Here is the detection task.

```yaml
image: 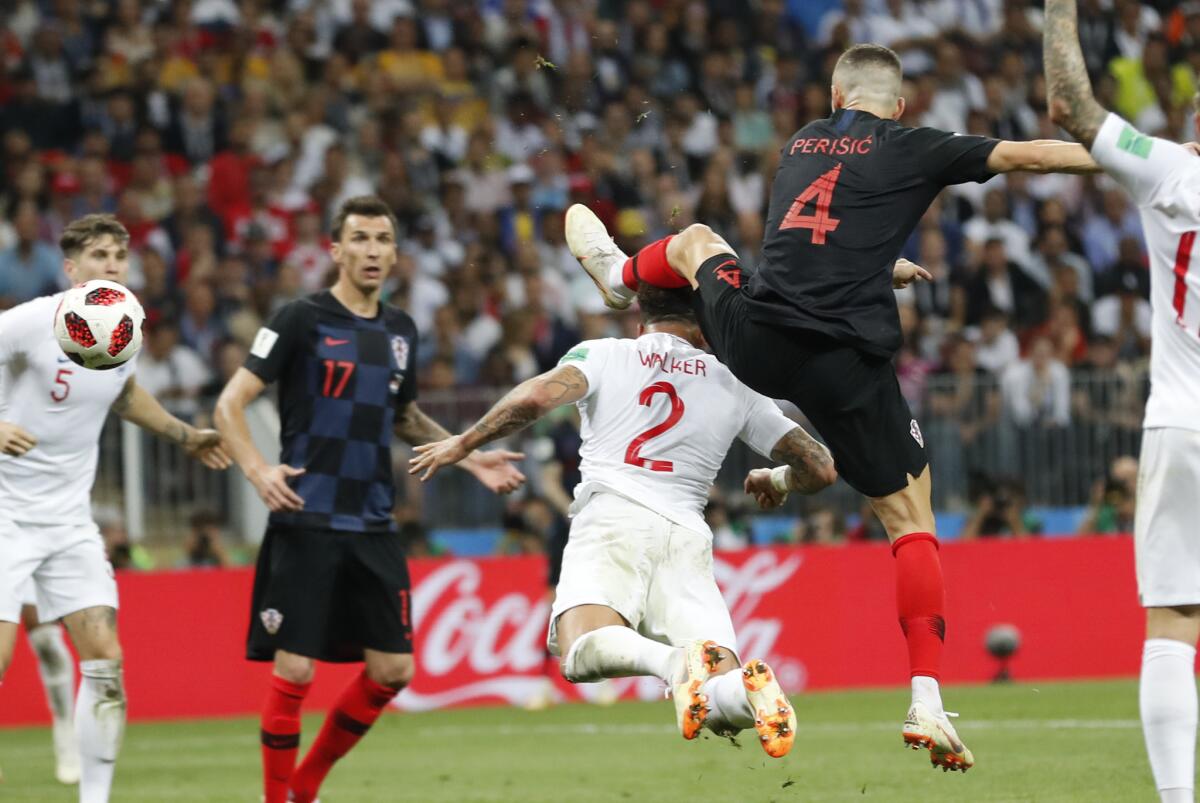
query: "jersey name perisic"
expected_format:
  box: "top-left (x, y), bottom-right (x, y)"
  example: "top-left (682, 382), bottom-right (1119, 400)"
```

top-left (562, 332), bottom-right (797, 534)
top-left (749, 108), bottom-right (1000, 357)
top-left (0, 294), bottom-right (135, 524)
top-left (1091, 113), bottom-right (1200, 432)
top-left (244, 290), bottom-right (418, 533)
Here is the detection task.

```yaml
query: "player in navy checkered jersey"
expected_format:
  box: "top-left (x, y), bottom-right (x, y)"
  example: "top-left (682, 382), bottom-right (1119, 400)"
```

top-left (215, 196), bottom-right (525, 803)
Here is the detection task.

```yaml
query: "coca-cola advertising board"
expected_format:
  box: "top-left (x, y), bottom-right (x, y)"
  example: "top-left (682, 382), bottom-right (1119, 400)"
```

top-left (0, 538), bottom-right (1141, 726)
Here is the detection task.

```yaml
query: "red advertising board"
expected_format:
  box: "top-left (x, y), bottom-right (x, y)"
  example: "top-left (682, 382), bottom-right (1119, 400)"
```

top-left (0, 537), bottom-right (1142, 726)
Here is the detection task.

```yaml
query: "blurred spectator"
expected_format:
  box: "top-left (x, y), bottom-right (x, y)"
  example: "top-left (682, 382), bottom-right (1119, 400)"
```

top-left (1001, 335), bottom-right (1071, 428)
top-left (926, 336), bottom-right (1003, 508)
top-left (497, 497), bottom-right (553, 557)
top-left (969, 307), bottom-right (1021, 376)
top-left (963, 238), bottom-right (1045, 329)
top-left (708, 496), bottom-right (749, 552)
top-left (796, 505), bottom-right (847, 545)
top-left (0, 201), bottom-right (63, 307)
top-left (101, 518), bottom-right (153, 571)
top-left (136, 318), bottom-right (212, 422)
top-left (1081, 189), bottom-right (1144, 276)
top-left (1091, 266), bottom-right (1152, 359)
top-left (1078, 456), bottom-right (1139, 535)
top-left (961, 476), bottom-right (1034, 539)
top-left (181, 511), bottom-right (234, 569)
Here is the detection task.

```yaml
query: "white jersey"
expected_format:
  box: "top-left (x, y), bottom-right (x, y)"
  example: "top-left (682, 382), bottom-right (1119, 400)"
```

top-left (563, 332), bottom-right (798, 533)
top-left (0, 294), bottom-right (134, 523)
top-left (1091, 113), bottom-right (1200, 432)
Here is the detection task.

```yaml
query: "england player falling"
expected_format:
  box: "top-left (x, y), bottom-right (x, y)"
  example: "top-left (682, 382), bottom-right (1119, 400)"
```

top-left (215, 196), bottom-right (525, 803)
top-left (565, 42), bottom-right (1107, 772)
top-left (1044, 5), bottom-right (1200, 802)
top-left (0, 214), bottom-right (231, 803)
top-left (410, 283), bottom-right (837, 758)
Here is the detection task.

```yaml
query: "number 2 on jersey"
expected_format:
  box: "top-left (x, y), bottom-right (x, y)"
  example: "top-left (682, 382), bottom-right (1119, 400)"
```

top-left (778, 163), bottom-right (842, 245)
top-left (624, 381), bottom-right (684, 472)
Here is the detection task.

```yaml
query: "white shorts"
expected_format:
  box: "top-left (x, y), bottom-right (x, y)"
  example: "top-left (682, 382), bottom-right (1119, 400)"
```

top-left (547, 492), bottom-right (736, 656)
top-left (0, 518), bottom-right (118, 623)
top-left (1134, 428), bottom-right (1200, 607)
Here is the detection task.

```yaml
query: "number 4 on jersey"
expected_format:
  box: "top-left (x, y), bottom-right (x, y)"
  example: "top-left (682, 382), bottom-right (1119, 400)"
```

top-left (778, 163), bottom-right (842, 245)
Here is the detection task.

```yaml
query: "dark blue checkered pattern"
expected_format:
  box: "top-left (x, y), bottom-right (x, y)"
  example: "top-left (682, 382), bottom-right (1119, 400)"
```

top-left (245, 291), bottom-right (418, 533)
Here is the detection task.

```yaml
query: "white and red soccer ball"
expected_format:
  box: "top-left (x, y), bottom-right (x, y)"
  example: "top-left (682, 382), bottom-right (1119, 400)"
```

top-left (54, 279), bottom-right (145, 370)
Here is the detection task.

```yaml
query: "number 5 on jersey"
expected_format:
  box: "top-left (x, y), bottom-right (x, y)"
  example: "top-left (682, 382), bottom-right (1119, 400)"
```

top-left (779, 163), bottom-right (842, 245)
top-left (625, 381), bottom-right (684, 472)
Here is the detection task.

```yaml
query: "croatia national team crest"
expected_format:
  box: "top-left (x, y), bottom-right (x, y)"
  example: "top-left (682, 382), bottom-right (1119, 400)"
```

top-left (390, 335), bottom-right (410, 370)
top-left (260, 608), bottom-right (283, 635)
top-left (909, 419), bottom-right (924, 448)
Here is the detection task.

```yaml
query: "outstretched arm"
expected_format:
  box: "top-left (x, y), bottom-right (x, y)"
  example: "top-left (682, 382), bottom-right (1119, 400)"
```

top-left (113, 377), bottom-right (231, 470)
top-left (1043, 0), bottom-right (1108, 148)
top-left (985, 140), bottom-right (1101, 174)
top-left (408, 365), bottom-right (587, 482)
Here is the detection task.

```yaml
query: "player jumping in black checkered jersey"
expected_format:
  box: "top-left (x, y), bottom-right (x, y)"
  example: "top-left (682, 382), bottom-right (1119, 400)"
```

top-left (214, 196), bottom-right (525, 803)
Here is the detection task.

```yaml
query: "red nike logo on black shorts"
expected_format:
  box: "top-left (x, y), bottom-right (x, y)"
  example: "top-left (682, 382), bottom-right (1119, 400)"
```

top-left (325, 337), bottom-right (349, 346)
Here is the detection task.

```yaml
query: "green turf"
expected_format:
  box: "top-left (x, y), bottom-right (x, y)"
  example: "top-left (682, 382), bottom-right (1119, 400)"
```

top-left (0, 679), bottom-right (1159, 802)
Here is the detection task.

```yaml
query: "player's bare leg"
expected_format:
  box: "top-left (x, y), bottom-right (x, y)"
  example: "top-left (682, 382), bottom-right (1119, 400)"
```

top-left (556, 605), bottom-right (794, 757)
top-left (261, 650), bottom-right (314, 803)
top-left (1141, 606), bottom-right (1200, 803)
top-left (24, 604), bottom-right (81, 784)
top-left (870, 466), bottom-right (973, 772)
top-left (287, 650), bottom-right (409, 803)
top-left (61, 605), bottom-right (125, 803)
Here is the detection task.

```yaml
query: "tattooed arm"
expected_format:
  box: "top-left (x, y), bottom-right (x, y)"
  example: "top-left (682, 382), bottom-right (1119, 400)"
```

top-left (770, 427), bottom-right (837, 494)
top-left (114, 377), bottom-right (231, 470)
top-left (408, 365), bottom-right (587, 482)
top-left (1043, 0), bottom-right (1108, 148)
top-left (744, 426), bottom-right (837, 509)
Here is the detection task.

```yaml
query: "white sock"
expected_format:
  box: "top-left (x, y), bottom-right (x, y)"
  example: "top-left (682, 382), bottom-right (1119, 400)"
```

top-left (701, 670), bottom-right (755, 732)
top-left (607, 261), bottom-right (635, 300)
top-left (76, 659), bottom-right (126, 803)
top-left (1140, 639), bottom-right (1197, 802)
top-left (912, 675), bottom-right (944, 715)
top-left (562, 626), bottom-right (678, 683)
top-left (28, 624), bottom-right (75, 726)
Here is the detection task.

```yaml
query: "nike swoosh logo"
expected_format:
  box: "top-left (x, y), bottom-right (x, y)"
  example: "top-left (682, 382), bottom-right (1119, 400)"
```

top-left (324, 337), bottom-right (349, 346)
top-left (57, 356), bottom-right (70, 364)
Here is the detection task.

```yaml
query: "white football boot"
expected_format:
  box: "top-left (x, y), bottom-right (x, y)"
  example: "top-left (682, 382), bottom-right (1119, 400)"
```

top-left (564, 204), bottom-right (633, 310)
top-left (52, 718), bottom-right (81, 784)
top-left (902, 701), bottom-right (975, 772)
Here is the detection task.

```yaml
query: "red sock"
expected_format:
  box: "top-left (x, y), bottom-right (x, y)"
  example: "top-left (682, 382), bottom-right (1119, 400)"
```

top-left (261, 675), bottom-right (310, 803)
top-left (621, 235), bottom-right (687, 291)
top-left (288, 671), bottom-right (399, 803)
top-left (892, 532), bottom-right (945, 681)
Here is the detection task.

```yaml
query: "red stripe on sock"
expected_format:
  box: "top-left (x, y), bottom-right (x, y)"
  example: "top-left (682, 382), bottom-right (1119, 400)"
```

top-left (893, 532), bottom-right (945, 681)
top-left (622, 235), bottom-right (687, 290)
top-left (261, 675), bottom-right (310, 803)
top-left (288, 671), bottom-right (399, 803)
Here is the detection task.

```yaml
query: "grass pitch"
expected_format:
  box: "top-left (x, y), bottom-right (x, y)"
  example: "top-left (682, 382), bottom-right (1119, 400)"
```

top-left (0, 679), bottom-right (1156, 802)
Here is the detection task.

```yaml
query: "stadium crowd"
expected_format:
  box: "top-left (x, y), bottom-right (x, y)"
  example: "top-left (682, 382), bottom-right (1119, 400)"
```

top-left (0, 0), bottom-right (1196, 551)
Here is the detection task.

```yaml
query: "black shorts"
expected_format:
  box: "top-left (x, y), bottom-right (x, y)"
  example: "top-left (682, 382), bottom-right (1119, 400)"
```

top-left (247, 526), bottom-right (413, 663)
top-left (693, 254), bottom-right (927, 497)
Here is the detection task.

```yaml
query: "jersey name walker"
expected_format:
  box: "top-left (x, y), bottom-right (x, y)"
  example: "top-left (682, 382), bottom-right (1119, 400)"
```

top-left (0, 294), bottom-right (134, 523)
top-left (563, 332), bottom-right (796, 533)
top-left (749, 108), bottom-right (999, 356)
top-left (1091, 113), bottom-right (1200, 432)
top-left (245, 290), bottom-right (418, 532)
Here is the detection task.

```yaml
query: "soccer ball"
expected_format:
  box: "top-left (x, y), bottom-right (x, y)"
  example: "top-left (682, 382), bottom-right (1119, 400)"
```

top-left (54, 279), bottom-right (145, 370)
